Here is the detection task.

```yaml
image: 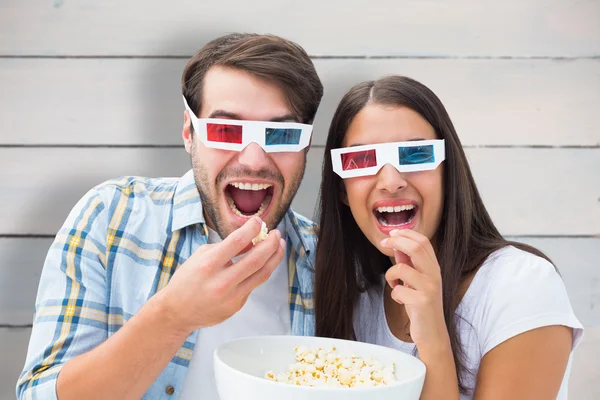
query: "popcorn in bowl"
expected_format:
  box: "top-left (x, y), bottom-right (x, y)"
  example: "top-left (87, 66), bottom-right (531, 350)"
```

top-left (252, 221), bottom-right (269, 245)
top-left (214, 335), bottom-right (427, 400)
top-left (265, 345), bottom-right (397, 388)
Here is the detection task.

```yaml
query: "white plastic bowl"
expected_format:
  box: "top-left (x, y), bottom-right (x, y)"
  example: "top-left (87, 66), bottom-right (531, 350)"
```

top-left (214, 335), bottom-right (426, 400)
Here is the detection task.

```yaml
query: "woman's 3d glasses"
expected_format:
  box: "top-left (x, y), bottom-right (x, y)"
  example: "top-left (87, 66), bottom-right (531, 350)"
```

top-left (183, 96), bottom-right (313, 153)
top-left (331, 140), bottom-right (445, 179)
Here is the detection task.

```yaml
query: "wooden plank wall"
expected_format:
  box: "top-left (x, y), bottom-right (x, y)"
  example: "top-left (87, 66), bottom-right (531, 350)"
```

top-left (1, 0), bottom-right (598, 398)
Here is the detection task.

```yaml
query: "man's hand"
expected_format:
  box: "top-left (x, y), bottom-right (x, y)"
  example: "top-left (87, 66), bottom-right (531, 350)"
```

top-left (160, 216), bottom-right (285, 333)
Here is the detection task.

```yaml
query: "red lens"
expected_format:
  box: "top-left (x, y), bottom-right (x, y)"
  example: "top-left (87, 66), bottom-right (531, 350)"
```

top-left (341, 149), bottom-right (377, 171)
top-left (207, 123), bottom-right (243, 144)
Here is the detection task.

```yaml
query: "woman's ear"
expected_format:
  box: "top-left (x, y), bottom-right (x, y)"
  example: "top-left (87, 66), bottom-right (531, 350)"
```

top-left (340, 186), bottom-right (349, 206)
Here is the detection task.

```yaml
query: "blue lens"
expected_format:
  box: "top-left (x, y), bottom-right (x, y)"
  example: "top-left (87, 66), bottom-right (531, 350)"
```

top-left (398, 145), bottom-right (435, 165)
top-left (265, 128), bottom-right (302, 145)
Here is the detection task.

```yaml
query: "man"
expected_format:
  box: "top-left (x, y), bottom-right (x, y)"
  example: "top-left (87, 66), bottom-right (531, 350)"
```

top-left (17, 33), bottom-right (323, 399)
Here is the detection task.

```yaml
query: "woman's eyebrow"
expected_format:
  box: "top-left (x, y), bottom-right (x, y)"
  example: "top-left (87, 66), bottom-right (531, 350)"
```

top-left (348, 137), bottom-right (427, 147)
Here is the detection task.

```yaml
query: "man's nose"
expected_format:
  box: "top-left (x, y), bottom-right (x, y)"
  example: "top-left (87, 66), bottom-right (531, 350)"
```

top-left (236, 142), bottom-right (271, 170)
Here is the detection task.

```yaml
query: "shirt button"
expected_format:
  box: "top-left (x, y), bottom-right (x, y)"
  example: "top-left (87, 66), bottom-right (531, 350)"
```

top-left (165, 385), bottom-right (175, 395)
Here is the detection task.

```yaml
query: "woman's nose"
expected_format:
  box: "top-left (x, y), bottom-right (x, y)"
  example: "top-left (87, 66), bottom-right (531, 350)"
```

top-left (375, 164), bottom-right (408, 194)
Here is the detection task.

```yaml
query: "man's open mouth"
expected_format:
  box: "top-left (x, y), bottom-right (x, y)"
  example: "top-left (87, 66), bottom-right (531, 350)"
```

top-left (374, 204), bottom-right (417, 227)
top-left (225, 182), bottom-right (275, 218)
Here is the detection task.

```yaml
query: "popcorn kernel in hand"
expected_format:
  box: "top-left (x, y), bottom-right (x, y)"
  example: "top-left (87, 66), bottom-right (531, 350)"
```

top-left (252, 221), bottom-right (268, 245)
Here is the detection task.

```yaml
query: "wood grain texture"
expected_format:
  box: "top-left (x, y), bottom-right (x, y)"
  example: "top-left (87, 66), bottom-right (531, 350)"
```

top-left (1, 58), bottom-right (599, 146)
top-left (0, 328), bottom-right (30, 400)
top-left (570, 326), bottom-right (600, 399)
top-left (1, 0), bottom-right (599, 57)
top-left (0, 239), bottom-right (52, 325)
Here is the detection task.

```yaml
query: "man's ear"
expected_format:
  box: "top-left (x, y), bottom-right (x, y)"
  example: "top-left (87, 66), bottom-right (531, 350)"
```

top-left (304, 135), bottom-right (312, 155)
top-left (182, 110), bottom-right (193, 154)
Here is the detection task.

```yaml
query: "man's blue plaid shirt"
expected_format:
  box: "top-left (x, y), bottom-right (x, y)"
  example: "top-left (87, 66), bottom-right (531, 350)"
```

top-left (17, 169), bottom-right (317, 399)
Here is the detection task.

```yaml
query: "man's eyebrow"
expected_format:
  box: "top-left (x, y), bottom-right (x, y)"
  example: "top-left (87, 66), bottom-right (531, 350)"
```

top-left (269, 114), bottom-right (299, 123)
top-left (207, 110), bottom-right (243, 119)
top-left (207, 110), bottom-right (299, 122)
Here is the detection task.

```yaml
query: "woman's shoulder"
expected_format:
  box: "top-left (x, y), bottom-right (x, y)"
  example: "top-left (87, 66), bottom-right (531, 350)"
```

top-left (458, 245), bottom-right (583, 356)
top-left (488, 244), bottom-right (549, 264)
top-left (463, 245), bottom-right (557, 292)
top-left (462, 245), bottom-right (562, 308)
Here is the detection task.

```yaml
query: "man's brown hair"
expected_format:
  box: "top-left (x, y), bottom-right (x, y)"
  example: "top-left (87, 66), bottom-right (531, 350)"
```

top-left (182, 33), bottom-right (323, 124)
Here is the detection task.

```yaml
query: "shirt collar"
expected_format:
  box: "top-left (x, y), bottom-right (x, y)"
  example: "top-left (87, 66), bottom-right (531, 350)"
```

top-left (172, 169), bottom-right (206, 232)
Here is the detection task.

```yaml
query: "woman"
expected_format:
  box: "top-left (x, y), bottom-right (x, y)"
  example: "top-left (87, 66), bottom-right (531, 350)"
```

top-left (314, 76), bottom-right (583, 399)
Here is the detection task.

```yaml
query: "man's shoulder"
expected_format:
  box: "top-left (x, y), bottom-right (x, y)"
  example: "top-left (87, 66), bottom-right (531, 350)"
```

top-left (92, 175), bottom-right (181, 204)
top-left (288, 210), bottom-right (317, 236)
top-left (290, 211), bottom-right (317, 228)
top-left (285, 210), bottom-right (318, 260)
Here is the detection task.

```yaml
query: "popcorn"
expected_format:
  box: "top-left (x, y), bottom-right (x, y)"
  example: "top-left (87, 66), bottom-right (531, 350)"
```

top-left (265, 345), bottom-right (397, 388)
top-left (252, 221), bottom-right (268, 245)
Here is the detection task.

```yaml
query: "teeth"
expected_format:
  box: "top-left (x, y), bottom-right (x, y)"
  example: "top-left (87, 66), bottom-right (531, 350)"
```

top-left (230, 182), bottom-right (272, 191)
top-left (376, 204), bottom-right (415, 213)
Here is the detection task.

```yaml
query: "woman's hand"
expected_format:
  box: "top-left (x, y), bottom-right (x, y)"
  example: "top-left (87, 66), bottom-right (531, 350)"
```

top-left (380, 229), bottom-right (450, 354)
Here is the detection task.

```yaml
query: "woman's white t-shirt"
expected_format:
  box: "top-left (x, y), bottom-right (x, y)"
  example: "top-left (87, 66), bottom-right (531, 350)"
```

top-left (354, 246), bottom-right (584, 399)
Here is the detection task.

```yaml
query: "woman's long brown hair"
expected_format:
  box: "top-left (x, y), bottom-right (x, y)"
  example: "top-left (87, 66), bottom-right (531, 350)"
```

top-left (313, 76), bottom-right (551, 394)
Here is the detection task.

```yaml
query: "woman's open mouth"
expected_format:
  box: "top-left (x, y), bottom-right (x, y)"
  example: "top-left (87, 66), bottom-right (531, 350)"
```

top-left (224, 182), bottom-right (275, 218)
top-left (373, 204), bottom-right (417, 229)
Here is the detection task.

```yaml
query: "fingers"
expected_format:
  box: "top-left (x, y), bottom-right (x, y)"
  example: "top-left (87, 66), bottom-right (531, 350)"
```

top-left (237, 237), bottom-right (285, 295)
top-left (214, 216), bottom-right (264, 262)
top-left (234, 243), bottom-right (254, 258)
top-left (392, 229), bottom-right (436, 260)
top-left (182, 242), bottom-right (217, 270)
top-left (393, 249), bottom-right (411, 266)
top-left (390, 284), bottom-right (418, 305)
top-left (224, 229), bottom-right (283, 284)
top-left (385, 263), bottom-right (424, 290)
top-left (380, 230), bottom-right (438, 276)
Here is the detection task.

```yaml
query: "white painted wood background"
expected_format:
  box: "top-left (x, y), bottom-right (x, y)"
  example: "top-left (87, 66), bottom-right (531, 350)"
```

top-left (0, 0), bottom-right (598, 398)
